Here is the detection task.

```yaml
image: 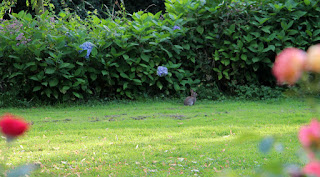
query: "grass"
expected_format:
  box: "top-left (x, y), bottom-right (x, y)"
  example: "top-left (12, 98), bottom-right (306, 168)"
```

top-left (0, 98), bottom-right (316, 176)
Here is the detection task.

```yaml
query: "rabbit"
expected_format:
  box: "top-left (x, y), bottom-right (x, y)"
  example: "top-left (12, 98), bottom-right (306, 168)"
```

top-left (184, 89), bottom-right (197, 106)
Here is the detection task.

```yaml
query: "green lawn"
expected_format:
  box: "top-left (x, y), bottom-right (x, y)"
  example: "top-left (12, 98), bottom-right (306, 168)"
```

top-left (0, 98), bottom-right (315, 176)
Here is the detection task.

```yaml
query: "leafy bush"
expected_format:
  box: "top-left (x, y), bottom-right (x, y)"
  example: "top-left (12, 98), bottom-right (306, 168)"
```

top-left (196, 83), bottom-right (225, 100)
top-left (0, 0), bottom-right (320, 104)
top-left (0, 9), bottom-right (200, 102)
top-left (229, 84), bottom-right (283, 100)
top-left (166, 0), bottom-right (320, 90)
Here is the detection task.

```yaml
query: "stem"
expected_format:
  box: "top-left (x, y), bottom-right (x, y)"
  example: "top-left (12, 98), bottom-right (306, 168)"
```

top-left (3, 138), bottom-right (13, 177)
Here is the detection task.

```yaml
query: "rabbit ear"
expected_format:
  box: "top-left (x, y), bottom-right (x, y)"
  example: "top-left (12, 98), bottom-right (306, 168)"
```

top-left (190, 89), bottom-right (193, 93)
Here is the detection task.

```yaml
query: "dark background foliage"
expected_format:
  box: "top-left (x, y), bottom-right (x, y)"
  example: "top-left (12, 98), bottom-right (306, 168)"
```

top-left (5, 0), bottom-right (166, 19)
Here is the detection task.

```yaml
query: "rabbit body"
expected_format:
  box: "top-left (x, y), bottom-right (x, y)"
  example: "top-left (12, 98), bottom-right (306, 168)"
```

top-left (184, 90), bottom-right (197, 106)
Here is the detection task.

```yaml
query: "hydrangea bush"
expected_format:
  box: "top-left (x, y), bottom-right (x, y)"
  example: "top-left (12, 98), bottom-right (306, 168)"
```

top-left (0, 9), bottom-right (199, 101)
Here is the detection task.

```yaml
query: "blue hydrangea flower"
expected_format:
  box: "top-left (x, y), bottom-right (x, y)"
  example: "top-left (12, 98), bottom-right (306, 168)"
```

top-left (173, 26), bottom-right (181, 30)
top-left (79, 42), bottom-right (94, 59)
top-left (157, 66), bottom-right (168, 77)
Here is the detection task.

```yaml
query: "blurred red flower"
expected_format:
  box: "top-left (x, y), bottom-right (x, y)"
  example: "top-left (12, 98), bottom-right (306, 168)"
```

top-left (272, 48), bottom-right (307, 85)
top-left (304, 161), bottom-right (320, 177)
top-left (0, 113), bottom-right (29, 138)
top-left (299, 119), bottom-right (320, 149)
top-left (306, 44), bottom-right (320, 73)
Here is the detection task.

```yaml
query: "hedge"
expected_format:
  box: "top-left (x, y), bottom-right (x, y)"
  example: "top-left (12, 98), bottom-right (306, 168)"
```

top-left (0, 0), bottom-right (319, 103)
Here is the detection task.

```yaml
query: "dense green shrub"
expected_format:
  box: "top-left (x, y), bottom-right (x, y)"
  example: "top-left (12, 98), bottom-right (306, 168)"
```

top-left (0, 9), bottom-right (200, 101)
top-left (166, 0), bottom-right (320, 90)
top-left (229, 84), bottom-right (283, 100)
top-left (0, 0), bottom-right (320, 103)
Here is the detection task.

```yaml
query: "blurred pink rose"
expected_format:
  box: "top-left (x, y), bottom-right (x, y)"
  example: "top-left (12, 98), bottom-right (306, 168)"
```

top-left (272, 48), bottom-right (307, 85)
top-left (299, 119), bottom-right (320, 149)
top-left (306, 44), bottom-right (320, 72)
top-left (304, 161), bottom-right (320, 177)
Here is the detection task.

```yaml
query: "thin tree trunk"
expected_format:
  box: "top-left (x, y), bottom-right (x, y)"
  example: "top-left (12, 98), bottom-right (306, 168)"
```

top-left (35, 0), bottom-right (44, 15)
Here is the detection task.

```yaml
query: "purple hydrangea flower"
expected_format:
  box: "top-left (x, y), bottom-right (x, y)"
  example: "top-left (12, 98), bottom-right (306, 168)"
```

top-left (173, 26), bottom-right (181, 30)
top-left (79, 42), bottom-right (94, 59)
top-left (50, 17), bottom-right (55, 23)
top-left (16, 33), bottom-right (24, 41)
top-left (157, 66), bottom-right (168, 77)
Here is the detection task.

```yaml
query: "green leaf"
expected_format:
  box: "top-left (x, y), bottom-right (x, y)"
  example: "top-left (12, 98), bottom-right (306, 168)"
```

top-left (221, 59), bottom-right (230, 66)
top-left (13, 63), bottom-right (22, 69)
top-left (252, 57), bottom-right (260, 63)
top-left (25, 62), bottom-right (36, 68)
top-left (74, 68), bottom-right (82, 76)
top-left (29, 76), bottom-right (39, 81)
top-left (92, 15), bottom-right (100, 24)
top-left (261, 26), bottom-right (271, 34)
top-left (254, 16), bottom-right (269, 25)
top-left (174, 45), bottom-right (184, 50)
top-left (60, 86), bottom-right (70, 94)
top-left (59, 63), bottom-right (73, 69)
top-left (49, 78), bottom-right (59, 87)
top-left (90, 74), bottom-right (97, 81)
top-left (33, 86), bottom-right (42, 92)
top-left (45, 68), bottom-right (56, 74)
top-left (313, 29), bottom-right (320, 37)
top-left (59, 11), bottom-right (66, 18)
top-left (218, 73), bottom-right (223, 80)
top-left (141, 54), bottom-right (150, 62)
top-left (292, 11), bottom-right (307, 20)
top-left (173, 83), bottom-right (180, 91)
top-left (304, 0), bottom-right (310, 5)
top-left (123, 55), bottom-right (129, 60)
top-left (196, 26), bottom-right (204, 34)
top-left (133, 79), bottom-right (142, 85)
top-left (157, 81), bottom-right (163, 90)
top-left (304, 0), bottom-right (310, 6)
top-left (313, 37), bottom-right (320, 42)
top-left (262, 45), bottom-right (275, 52)
top-left (244, 35), bottom-right (253, 42)
top-left (125, 91), bottom-right (133, 99)
top-left (44, 88), bottom-right (52, 98)
top-left (223, 69), bottom-right (229, 77)
top-left (237, 41), bottom-right (243, 49)
top-left (120, 72), bottom-right (129, 79)
top-left (101, 70), bottom-right (108, 76)
top-left (228, 24), bottom-right (235, 34)
top-left (281, 22), bottom-right (287, 30)
top-left (306, 30), bottom-right (312, 37)
top-left (241, 54), bottom-right (247, 61)
top-left (182, 44), bottom-right (190, 50)
top-left (123, 82), bottom-right (128, 90)
top-left (160, 46), bottom-right (172, 58)
top-left (9, 72), bottom-right (22, 78)
top-left (73, 92), bottom-right (82, 98)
